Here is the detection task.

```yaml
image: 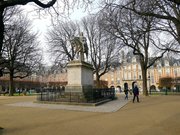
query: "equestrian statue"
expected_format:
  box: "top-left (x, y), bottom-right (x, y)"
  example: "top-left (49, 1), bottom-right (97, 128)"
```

top-left (70, 33), bottom-right (88, 61)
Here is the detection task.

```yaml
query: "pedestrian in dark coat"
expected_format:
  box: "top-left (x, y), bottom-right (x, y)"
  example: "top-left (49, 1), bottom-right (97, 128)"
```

top-left (124, 83), bottom-right (129, 100)
top-left (133, 83), bottom-right (139, 103)
top-left (124, 88), bottom-right (129, 100)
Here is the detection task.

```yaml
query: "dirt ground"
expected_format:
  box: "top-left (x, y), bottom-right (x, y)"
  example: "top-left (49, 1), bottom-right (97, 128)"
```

top-left (0, 95), bottom-right (180, 135)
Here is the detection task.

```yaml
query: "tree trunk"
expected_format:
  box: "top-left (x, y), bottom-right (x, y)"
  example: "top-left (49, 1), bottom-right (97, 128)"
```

top-left (96, 74), bottom-right (101, 88)
top-left (141, 67), bottom-right (148, 96)
top-left (0, 9), bottom-right (4, 55)
top-left (9, 72), bottom-right (14, 96)
top-left (174, 22), bottom-right (180, 44)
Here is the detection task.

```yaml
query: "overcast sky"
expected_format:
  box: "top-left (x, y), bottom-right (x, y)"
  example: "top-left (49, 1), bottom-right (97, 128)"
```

top-left (23, 4), bottom-right (92, 66)
top-left (22, 2), bottom-right (99, 66)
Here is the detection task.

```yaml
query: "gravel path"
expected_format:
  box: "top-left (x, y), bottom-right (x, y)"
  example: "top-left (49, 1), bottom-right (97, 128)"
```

top-left (1, 95), bottom-right (180, 135)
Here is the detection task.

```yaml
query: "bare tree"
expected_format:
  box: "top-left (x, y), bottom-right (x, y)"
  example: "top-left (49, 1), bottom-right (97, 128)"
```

top-left (47, 15), bottom-right (121, 87)
top-left (120, 0), bottom-right (180, 46)
top-left (82, 15), bottom-right (121, 87)
top-left (0, 0), bottom-right (57, 59)
top-left (0, 0), bottom-right (96, 59)
top-left (100, 5), bottom-right (171, 95)
top-left (2, 12), bottom-right (42, 96)
top-left (0, 0), bottom-right (95, 74)
top-left (168, 0), bottom-right (180, 5)
top-left (47, 20), bottom-right (80, 67)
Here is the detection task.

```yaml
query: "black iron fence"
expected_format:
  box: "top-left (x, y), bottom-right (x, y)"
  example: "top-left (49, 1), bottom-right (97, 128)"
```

top-left (37, 88), bottom-right (115, 103)
top-left (149, 89), bottom-right (180, 95)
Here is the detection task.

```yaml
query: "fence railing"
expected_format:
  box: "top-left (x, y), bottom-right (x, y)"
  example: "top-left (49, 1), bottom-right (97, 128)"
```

top-left (149, 89), bottom-right (180, 95)
top-left (37, 88), bottom-right (115, 103)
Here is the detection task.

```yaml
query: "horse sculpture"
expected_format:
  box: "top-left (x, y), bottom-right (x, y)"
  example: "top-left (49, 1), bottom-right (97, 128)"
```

top-left (70, 33), bottom-right (88, 61)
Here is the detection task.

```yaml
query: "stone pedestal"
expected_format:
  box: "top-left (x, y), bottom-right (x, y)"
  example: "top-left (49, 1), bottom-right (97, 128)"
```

top-left (65, 60), bottom-right (94, 101)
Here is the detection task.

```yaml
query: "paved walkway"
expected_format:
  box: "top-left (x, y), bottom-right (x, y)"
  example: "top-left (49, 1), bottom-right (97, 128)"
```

top-left (7, 95), bottom-right (132, 113)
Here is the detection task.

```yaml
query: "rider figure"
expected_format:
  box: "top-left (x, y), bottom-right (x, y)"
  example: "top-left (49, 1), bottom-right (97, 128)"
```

top-left (71, 32), bottom-right (88, 61)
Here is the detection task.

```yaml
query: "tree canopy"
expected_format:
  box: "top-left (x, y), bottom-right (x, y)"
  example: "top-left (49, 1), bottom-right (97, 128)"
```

top-left (0, 0), bottom-right (57, 72)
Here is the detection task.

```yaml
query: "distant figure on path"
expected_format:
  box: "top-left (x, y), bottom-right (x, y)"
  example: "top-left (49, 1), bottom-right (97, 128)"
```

top-left (133, 83), bottom-right (139, 103)
top-left (124, 83), bottom-right (129, 100)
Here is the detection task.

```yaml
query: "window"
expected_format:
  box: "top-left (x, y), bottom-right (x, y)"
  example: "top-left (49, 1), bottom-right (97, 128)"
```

top-left (132, 57), bottom-right (136, 63)
top-left (133, 65), bottom-right (136, 70)
top-left (124, 72), bottom-right (127, 80)
top-left (174, 69), bottom-right (177, 77)
top-left (173, 63), bottom-right (177, 66)
top-left (117, 70), bottom-right (120, 76)
top-left (151, 75), bottom-right (154, 83)
top-left (117, 78), bottom-right (120, 84)
top-left (166, 68), bottom-right (170, 76)
top-left (128, 65), bottom-right (131, 70)
top-left (111, 78), bottom-right (114, 85)
top-left (164, 60), bottom-right (169, 67)
top-left (111, 73), bottom-right (114, 78)
top-left (128, 72), bottom-right (131, 79)
top-left (157, 62), bottom-right (161, 67)
top-left (158, 69), bottom-right (162, 76)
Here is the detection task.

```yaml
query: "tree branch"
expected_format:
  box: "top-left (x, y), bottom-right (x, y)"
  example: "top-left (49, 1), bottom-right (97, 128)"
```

top-left (2, 0), bottom-right (56, 8)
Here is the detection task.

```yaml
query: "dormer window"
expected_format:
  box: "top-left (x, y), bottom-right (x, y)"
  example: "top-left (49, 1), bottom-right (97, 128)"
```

top-left (158, 62), bottom-right (161, 67)
top-left (173, 63), bottom-right (177, 66)
top-left (164, 60), bottom-right (169, 67)
top-left (132, 57), bottom-right (136, 63)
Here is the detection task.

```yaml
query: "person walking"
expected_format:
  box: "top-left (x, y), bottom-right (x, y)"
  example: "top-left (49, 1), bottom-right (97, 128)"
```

top-left (124, 83), bottom-right (129, 100)
top-left (124, 88), bottom-right (129, 100)
top-left (133, 83), bottom-right (139, 103)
